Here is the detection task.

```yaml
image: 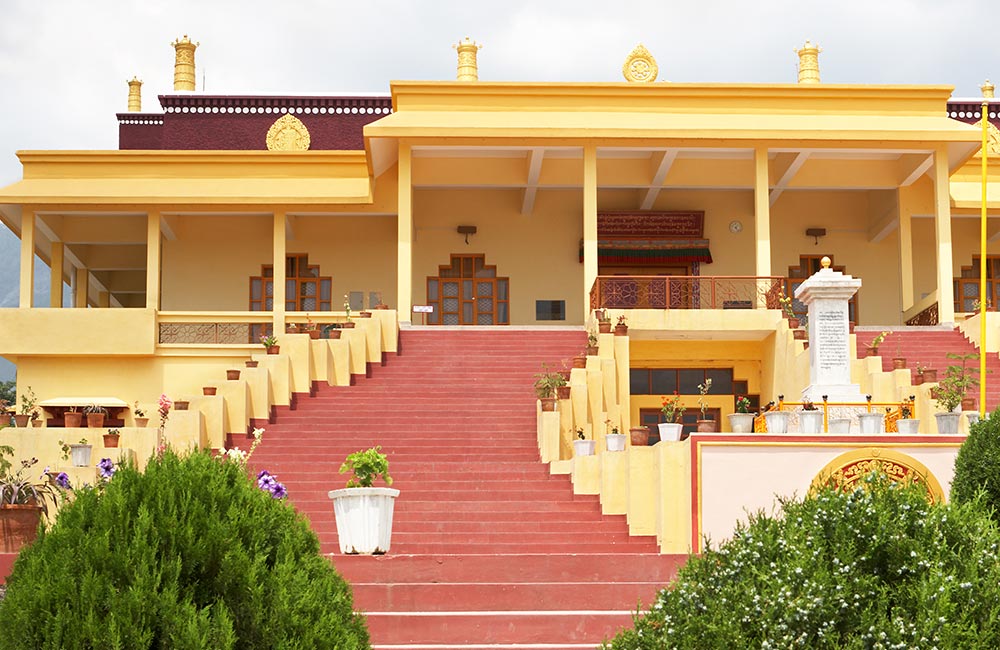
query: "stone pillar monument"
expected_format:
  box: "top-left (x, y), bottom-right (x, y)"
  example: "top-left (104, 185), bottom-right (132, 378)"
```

top-left (795, 256), bottom-right (865, 403)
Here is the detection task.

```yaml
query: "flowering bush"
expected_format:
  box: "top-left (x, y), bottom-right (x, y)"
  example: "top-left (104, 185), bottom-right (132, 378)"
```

top-left (157, 393), bottom-right (171, 430)
top-left (735, 395), bottom-right (752, 414)
top-left (660, 392), bottom-right (685, 423)
top-left (260, 333), bottom-right (278, 348)
top-left (603, 474), bottom-right (1000, 649)
top-left (697, 378), bottom-right (713, 418)
top-left (0, 449), bottom-right (368, 648)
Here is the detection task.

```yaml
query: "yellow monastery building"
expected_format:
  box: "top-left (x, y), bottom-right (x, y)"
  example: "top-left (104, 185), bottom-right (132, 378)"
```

top-left (1, 36), bottom-right (999, 549)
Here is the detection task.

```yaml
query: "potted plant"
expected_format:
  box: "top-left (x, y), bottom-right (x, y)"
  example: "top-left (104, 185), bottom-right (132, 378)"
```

top-left (84, 404), bottom-right (107, 428)
top-left (133, 401), bottom-right (148, 428)
top-left (173, 399), bottom-right (190, 411)
top-left (573, 428), bottom-right (595, 457)
top-left (246, 359), bottom-right (259, 368)
top-left (571, 352), bottom-right (587, 369)
top-left (533, 366), bottom-right (566, 412)
top-left (597, 311), bottom-right (612, 334)
top-left (328, 446), bottom-right (399, 554)
top-left (866, 330), bottom-right (890, 357)
top-left (935, 353), bottom-right (980, 432)
top-left (64, 406), bottom-right (83, 428)
top-left (629, 424), bottom-right (650, 446)
top-left (286, 323), bottom-right (300, 334)
top-left (896, 400), bottom-right (919, 434)
top-left (659, 392), bottom-right (685, 441)
top-left (342, 295), bottom-right (356, 329)
top-left (728, 395), bottom-right (756, 433)
top-left (14, 386), bottom-right (37, 428)
top-left (304, 314), bottom-right (322, 339)
top-left (261, 333), bottom-right (280, 355)
top-left (0, 450), bottom-right (61, 553)
top-left (614, 315), bottom-right (628, 336)
top-left (30, 409), bottom-right (42, 428)
top-left (891, 334), bottom-right (906, 370)
top-left (374, 293), bottom-right (390, 310)
top-left (696, 378), bottom-right (715, 432)
top-left (763, 397), bottom-right (790, 433)
top-left (103, 427), bottom-right (122, 448)
top-left (61, 437), bottom-right (92, 467)
top-left (798, 399), bottom-right (823, 434)
top-left (203, 386), bottom-right (218, 396)
top-left (586, 330), bottom-right (599, 356)
top-left (779, 296), bottom-right (799, 329)
top-left (605, 421), bottom-right (626, 452)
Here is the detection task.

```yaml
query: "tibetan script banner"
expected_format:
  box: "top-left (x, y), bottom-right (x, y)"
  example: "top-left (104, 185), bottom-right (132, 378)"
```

top-left (598, 211), bottom-right (704, 239)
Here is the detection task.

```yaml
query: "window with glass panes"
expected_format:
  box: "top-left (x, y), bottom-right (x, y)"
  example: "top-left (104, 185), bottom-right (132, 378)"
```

top-left (954, 256), bottom-right (1000, 313)
top-left (426, 254), bottom-right (509, 325)
top-left (249, 254), bottom-right (332, 312)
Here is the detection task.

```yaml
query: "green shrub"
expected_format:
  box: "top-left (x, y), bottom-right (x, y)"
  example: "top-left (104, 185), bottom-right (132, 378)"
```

top-left (951, 407), bottom-right (1000, 516)
top-left (604, 475), bottom-right (1000, 649)
top-left (0, 449), bottom-right (370, 650)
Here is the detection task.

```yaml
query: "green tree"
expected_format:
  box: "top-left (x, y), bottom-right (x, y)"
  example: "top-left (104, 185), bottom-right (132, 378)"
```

top-left (0, 449), bottom-right (370, 650)
top-left (952, 407), bottom-right (1000, 516)
top-left (604, 475), bottom-right (1000, 649)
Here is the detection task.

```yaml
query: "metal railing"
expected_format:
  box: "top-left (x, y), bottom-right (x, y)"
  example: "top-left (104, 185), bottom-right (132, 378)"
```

top-left (590, 276), bottom-right (787, 311)
top-left (754, 396), bottom-right (915, 433)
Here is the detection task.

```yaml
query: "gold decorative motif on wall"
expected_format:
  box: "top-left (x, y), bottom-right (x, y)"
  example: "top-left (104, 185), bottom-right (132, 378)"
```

top-left (265, 114), bottom-right (311, 151)
top-left (976, 116), bottom-right (1000, 156)
top-left (622, 44), bottom-right (658, 83)
top-left (810, 448), bottom-right (945, 504)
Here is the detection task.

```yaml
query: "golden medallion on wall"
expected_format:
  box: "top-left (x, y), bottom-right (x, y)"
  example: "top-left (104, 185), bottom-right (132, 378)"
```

top-left (976, 117), bottom-right (1000, 156)
top-left (265, 114), bottom-right (311, 151)
top-left (622, 44), bottom-right (658, 83)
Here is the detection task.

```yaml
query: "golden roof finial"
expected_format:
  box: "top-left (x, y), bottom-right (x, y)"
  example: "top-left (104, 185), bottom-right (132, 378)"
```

top-left (453, 37), bottom-right (482, 81)
top-left (622, 44), bottom-right (658, 83)
top-left (821, 256), bottom-right (832, 269)
top-left (127, 77), bottom-right (143, 113)
top-left (795, 40), bottom-right (822, 84)
top-left (171, 34), bottom-right (199, 91)
top-left (982, 79), bottom-right (995, 99)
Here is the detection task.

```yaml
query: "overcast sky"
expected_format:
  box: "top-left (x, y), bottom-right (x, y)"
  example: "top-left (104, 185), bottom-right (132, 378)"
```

top-left (0, 0), bottom-right (998, 187)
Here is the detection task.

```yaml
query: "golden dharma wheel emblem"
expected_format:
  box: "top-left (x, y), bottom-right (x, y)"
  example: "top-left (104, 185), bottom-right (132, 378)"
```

top-left (265, 114), bottom-right (311, 151)
top-left (622, 43), bottom-right (658, 83)
top-left (977, 116), bottom-right (1000, 156)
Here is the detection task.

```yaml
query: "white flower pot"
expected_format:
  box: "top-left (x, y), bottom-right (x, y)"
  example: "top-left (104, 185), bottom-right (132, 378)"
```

top-left (573, 439), bottom-right (596, 457)
top-left (658, 422), bottom-right (684, 442)
top-left (727, 413), bottom-right (756, 434)
top-left (69, 444), bottom-right (92, 468)
top-left (858, 413), bottom-right (885, 434)
top-left (763, 411), bottom-right (789, 434)
top-left (605, 433), bottom-right (626, 452)
top-left (829, 417), bottom-right (852, 434)
top-left (328, 487), bottom-right (400, 554)
top-left (966, 412), bottom-right (981, 428)
top-left (935, 412), bottom-right (961, 434)
top-left (798, 411), bottom-right (823, 434)
top-left (896, 418), bottom-right (920, 434)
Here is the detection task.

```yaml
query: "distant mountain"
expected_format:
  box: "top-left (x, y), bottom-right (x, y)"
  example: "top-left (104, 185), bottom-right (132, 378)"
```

top-left (0, 226), bottom-right (53, 381)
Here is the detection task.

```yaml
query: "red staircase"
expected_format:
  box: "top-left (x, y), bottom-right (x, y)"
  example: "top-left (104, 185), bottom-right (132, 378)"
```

top-left (856, 326), bottom-right (1000, 410)
top-left (249, 328), bottom-right (686, 649)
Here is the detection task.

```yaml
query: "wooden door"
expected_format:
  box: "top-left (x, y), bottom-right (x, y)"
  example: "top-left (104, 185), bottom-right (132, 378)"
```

top-left (427, 254), bottom-right (509, 325)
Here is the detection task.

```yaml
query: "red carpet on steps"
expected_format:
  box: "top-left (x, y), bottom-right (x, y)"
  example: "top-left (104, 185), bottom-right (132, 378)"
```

top-left (248, 328), bottom-right (687, 649)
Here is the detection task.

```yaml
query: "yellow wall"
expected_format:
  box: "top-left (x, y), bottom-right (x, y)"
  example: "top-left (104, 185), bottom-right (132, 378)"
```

top-left (161, 214), bottom-right (397, 311)
top-left (412, 188), bottom-right (585, 324)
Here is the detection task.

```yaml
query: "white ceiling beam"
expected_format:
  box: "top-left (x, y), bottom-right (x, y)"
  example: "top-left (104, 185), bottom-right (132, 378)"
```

top-left (285, 214), bottom-right (297, 241)
top-left (769, 151), bottom-right (810, 207)
top-left (520, 148), bottom-right (545, 216)
top-left (899, 154), bottom-right (934, 187)
top-left (640, 149), bottom-right (678, 210)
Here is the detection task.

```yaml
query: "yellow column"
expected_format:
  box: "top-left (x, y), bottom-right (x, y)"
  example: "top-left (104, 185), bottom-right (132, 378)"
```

top-left (49, 241), bottom-right (64, 308)
top-left (583, 145), bottom-right (598, 319)
top-left (397, 143), bottom-right (413, 323)
top-left (932, 147), bottom-right (955, 323)
top-left (97, 291), bottom-right (110, 308)
top-left (273, 211), bottom-right (287, 332)
top-left (74, 267), bottom-right (89, 308)
top-left (146, 211), bottom-right (161, 310)
top-left (897, 187), bottom-right (915, 311)
top-left (19, 209), bottom-right (35, 307)
top-left (754, 147), bottom-right (772, 276)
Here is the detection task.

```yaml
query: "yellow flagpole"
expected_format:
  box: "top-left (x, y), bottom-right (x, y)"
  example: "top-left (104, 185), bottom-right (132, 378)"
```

top-left (981, 100), bottom-right (988, 416)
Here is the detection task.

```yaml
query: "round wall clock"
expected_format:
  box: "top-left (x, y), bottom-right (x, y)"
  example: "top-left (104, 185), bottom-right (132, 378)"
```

top-left (729, 220), bottom-right (743, 234)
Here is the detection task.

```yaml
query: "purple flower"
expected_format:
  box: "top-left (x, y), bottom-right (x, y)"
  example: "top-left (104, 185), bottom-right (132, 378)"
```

top-left (270, 482), bottom-right (288, 499)
top-left (98, 458), bottom-right (115, 478)
top-left (55, 472), bottom-right (71, 490)
top-left (257, 471), bottom-right (276, 491)
top-left (256, 469), bottom-right (270, 480)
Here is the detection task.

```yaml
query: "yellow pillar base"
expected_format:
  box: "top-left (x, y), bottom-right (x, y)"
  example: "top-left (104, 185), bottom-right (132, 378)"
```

top-left (626, 446), bottom-right (658, 536)
top-left (600, 449), bottom-right (628, 514)
top-left (571, 453), bottom-right (601, 495)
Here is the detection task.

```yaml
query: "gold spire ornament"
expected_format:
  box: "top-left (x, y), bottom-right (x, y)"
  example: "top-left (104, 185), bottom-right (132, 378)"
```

top-left (265, 114), bottom-right (311, 151)
top-left (171, 35), bottom-right (199, 91)
top-left (975, 116), bottom-right (1000, 156)
top-left (795, 40), bottom-right (822, 84)
top-left (127, 77), bottom-right (143, 112)
top-left (622, 44), bottom-right (658, 83)
top-left (982, 79), bottom-right (996, 99)
top-left (454, 37), bottom-right (482, 81)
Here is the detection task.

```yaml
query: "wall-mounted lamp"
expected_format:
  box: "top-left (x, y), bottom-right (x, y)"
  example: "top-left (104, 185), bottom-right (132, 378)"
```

top-left (457, 225), bottom-right (477, 245)
top-left (805, 227), bottom-right (826, 246)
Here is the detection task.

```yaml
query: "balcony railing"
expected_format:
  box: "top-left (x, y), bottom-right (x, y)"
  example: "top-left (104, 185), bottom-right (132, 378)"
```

top-left (590, 276), bottom-right (787, 311)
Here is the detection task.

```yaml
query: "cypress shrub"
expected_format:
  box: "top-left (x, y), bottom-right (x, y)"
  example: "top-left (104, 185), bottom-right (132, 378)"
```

top-left (604, 475), bottom-right (1000, 649)
top-left (951, 408), bottom-right (1000, 515)
top-left (0, 449), bottom-right (369, 650)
